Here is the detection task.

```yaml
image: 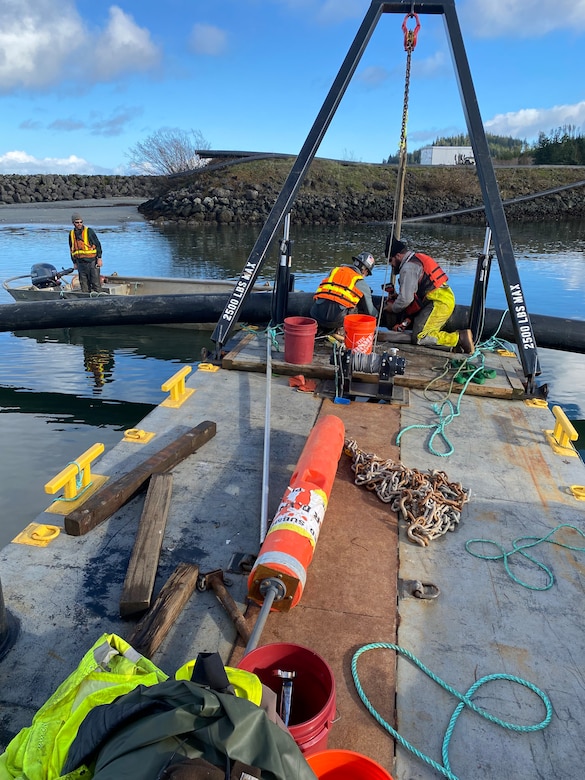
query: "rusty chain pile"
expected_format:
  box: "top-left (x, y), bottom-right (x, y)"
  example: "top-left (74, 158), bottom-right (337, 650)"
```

top-left (344, 438), bottom-right (470, 547)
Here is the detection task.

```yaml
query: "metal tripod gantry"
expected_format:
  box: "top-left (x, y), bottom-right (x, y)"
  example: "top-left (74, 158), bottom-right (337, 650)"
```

top-left (211, 0), bottom-right (540, 393)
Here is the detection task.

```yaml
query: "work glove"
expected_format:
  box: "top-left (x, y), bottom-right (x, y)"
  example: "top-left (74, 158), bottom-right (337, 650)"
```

top-left (392, 318), bottom-right (412, 332)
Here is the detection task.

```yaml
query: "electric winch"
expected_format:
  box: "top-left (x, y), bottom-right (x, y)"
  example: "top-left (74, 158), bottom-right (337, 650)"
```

top-left (331, 345), bottom-right (407, 403)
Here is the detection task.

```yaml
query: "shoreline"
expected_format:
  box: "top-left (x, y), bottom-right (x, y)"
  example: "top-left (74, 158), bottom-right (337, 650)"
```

top-left (0, 198), bottom-right (146, 226)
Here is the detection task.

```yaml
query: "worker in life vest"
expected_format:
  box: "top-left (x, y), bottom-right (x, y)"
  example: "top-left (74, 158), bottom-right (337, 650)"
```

top-left (310, 251), bottom-right (378, 332)
top-left (383, 236), bottom-right (474, 354)
top-left (69, 213), bottom-right (103, 293)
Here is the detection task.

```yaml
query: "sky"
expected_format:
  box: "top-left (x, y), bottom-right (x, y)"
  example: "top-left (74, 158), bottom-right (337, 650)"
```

top-left (1, 0), bottom-right (585, 175)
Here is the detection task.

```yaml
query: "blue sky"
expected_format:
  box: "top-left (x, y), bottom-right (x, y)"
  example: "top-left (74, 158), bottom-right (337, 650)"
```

top-left (1, 0), bottom-right (585, 174)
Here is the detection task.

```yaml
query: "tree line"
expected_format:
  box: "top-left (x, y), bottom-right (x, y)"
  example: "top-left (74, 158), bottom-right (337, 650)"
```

top-left (127, 126), bottom-right (585, 175)
top-left (384, 128), bottom-right (585, 165)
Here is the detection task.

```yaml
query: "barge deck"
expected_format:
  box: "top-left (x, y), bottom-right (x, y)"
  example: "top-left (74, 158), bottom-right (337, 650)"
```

top-left (1, 330), bottom-right (584, 779)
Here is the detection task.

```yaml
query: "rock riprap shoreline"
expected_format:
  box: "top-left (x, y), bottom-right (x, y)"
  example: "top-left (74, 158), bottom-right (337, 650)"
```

top-left (1, 163), bottom-right (584, 225)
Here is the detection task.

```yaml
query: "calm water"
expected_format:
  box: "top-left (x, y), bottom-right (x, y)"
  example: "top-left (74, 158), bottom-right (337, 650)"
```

top-left (1, 217), bottom-right (584, 548)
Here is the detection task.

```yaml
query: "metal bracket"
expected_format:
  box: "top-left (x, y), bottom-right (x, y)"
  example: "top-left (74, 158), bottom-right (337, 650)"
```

top-left (400, 579), bottom-right (440, 600)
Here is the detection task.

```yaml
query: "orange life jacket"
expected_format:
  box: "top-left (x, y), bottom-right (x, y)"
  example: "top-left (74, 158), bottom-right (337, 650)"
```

top-left (314, 266), bottom-right (365, 308)
top-left (404, 253), bottom-right (448, 316)
top-left (70, 227), bottom-right (97, 261)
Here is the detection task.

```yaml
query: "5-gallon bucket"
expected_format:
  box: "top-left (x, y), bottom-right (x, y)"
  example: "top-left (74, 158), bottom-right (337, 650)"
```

top-left (307, 749), bottom-right (394, 779)
top-left (284, 317), bottom-right (317, 365)
top-left (237, 642), bottom-right (335, 756)
top-left (344, 314), bottom-right (376, 354)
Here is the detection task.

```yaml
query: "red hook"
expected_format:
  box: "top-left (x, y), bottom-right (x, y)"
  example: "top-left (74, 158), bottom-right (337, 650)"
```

top-left (402, 12), bottom-right (421, 51)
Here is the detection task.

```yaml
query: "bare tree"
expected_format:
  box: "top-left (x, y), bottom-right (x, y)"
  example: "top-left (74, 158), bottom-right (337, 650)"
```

top-left (126, 127), bottom-right (211, 175)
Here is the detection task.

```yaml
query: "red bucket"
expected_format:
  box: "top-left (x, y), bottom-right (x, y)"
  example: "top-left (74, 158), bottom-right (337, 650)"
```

top-left (284, 316), bottom-right (317, 365)
top-left (307, 749), bottom-right (394, 779)
top-left (344, 314), bottom-right (376, 354)
top-left (237, 643), bottom-right (335, 756)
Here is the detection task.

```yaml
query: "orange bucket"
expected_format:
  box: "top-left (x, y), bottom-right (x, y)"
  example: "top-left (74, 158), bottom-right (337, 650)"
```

top-left (344, 314), bottom-right (376, 354)
top-left (307, 749), bottom-right (394, 779)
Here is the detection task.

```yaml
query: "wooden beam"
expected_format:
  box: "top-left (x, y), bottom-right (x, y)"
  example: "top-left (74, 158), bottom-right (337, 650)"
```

top-left (120, 473), bottom-right (173, 618)
top-left (127, 562), bottom-right (200, 659)
top-left (64, 421), bottom-right (216, 536)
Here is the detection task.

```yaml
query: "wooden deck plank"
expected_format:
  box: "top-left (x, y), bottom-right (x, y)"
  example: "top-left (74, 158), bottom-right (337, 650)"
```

top-left (223, 332), bottom-right (526, 400)
top-left (120, 472), bottom-right (174, 617)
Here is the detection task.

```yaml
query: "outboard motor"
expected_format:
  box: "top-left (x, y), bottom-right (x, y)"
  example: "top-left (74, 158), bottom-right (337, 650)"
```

top-left (31, 263), bottom-right (61, 288)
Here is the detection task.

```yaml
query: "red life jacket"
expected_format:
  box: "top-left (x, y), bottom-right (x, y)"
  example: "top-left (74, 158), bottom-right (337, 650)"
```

top-left (314, 266), bottom-right (365, 308)
top-left (404, 253), bottom-right (448, 316)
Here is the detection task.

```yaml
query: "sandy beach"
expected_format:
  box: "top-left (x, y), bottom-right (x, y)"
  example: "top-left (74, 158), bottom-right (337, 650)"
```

top-left (0, 197), bottom-right (147, 226)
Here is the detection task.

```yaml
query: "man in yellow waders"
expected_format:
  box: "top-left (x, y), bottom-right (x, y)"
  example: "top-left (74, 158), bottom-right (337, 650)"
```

top-left (383, 237), bottom-right (474, 354)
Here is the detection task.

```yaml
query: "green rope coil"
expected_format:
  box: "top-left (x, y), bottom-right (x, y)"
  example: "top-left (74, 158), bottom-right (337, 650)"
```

top-left (352, 643), bottom-right (552, 780)
top-left (466, 524), bottom-right (585, 590)
top-left (395, 354), bottom-right (485, 457)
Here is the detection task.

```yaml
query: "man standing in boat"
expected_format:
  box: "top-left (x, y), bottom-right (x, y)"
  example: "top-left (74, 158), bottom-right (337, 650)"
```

top-left (383, 236), bottom-right (474, 353)
top-left (69, 213), bottom-right (103, 293)
top-left (310, 251), bottom-right (378, 333)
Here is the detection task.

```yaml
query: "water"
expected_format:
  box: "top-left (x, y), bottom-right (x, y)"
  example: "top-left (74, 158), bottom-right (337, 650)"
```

top-left (1, 216), bottom-right (584, 548)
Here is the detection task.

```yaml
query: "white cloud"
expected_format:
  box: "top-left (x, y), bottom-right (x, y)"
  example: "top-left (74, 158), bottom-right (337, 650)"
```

top-left (0, 150), bottom-right (104, 174)
top-left (460, 0), bottom-right (585, 37)
top-left (485, 101), bottom-right (585, 139)
top-left (413, 51), bottom-right (449, 79)
top-left (317, 0), bottom-right (366, 25)
top-left (356, 66), bottom-right (388, 88)
top-left (0, 0), bottom-right (161, 92)
top-left (189, 24), bottom-right (228, 56)
top-left (91, 6), bottom-right (161, 80)
top-left (0, 0), bottom-right (84, 90)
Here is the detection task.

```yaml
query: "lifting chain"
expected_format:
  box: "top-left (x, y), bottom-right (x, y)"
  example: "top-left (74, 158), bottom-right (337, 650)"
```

top-left (344, 438), bottom-right (470, 547)
top-left (387, 10), bottom-right (422, 292)
top-left (399, 12), bottom-right (420, 158)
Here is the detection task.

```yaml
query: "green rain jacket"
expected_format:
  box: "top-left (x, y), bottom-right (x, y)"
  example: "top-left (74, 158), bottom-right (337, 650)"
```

top-left (61, 679), bottom-right (317, 780)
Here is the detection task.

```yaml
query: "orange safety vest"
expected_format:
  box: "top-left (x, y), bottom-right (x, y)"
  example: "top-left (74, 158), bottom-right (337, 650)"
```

top-left (314, 266), bottom-right (365, 308)
top-left (404, 252), bottom-right (449, 316)
top-left (70, 227), bottom-right (97, 261)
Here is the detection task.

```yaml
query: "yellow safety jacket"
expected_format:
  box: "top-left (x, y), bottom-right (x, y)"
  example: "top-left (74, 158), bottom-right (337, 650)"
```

top-left (175, 659), bottom-right (263, 705)
top-left (314, 266), bottom-right (365, 308)
top-left (0, 634), bottom-right (167, 780)
top-left (70, 227), bottom-right (98, 261)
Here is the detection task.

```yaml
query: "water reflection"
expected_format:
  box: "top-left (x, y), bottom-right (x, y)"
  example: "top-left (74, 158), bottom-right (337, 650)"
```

top-left (1, 218), bottom-right (584, 547)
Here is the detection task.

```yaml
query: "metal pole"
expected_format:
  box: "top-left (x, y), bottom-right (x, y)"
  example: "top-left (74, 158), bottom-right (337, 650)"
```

top-left (272, 213), bottom-right (292, 326)
top-left (244, 579), bottom-right (286, 655)
top-left (469, 227), bottom-right (492, 342)
top-left (260, 333), bottom-right (272, 544)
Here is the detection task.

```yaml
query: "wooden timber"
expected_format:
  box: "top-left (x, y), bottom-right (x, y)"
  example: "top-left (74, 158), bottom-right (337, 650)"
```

top-left (120, 472), bottom-right (174, 618)
top-left (222, 332), bottom-right (526, 400)
top-left (127, 562), bottom-right (200, 659)
top-left (64, 421), bottom-right (216, 536)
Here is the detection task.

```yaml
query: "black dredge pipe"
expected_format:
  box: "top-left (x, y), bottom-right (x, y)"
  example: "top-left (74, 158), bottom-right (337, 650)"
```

top-left (0, 293), bottom-right (584, 355)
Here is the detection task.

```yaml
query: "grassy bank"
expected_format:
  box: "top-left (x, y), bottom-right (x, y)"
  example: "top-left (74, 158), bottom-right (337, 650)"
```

top-left (187, 157), bottom-right (585, 202)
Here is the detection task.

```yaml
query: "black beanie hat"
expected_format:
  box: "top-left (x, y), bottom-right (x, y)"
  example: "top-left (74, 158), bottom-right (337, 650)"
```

top-left (386, 235), bottom-right (407, 258)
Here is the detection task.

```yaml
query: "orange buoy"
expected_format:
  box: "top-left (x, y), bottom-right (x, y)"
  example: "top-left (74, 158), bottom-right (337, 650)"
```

top-left (247, 414), bottom-right (345, 611)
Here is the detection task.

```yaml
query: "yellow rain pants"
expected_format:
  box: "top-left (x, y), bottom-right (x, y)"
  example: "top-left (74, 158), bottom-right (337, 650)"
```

top-left (414, 284), bottom-right (458, 349)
